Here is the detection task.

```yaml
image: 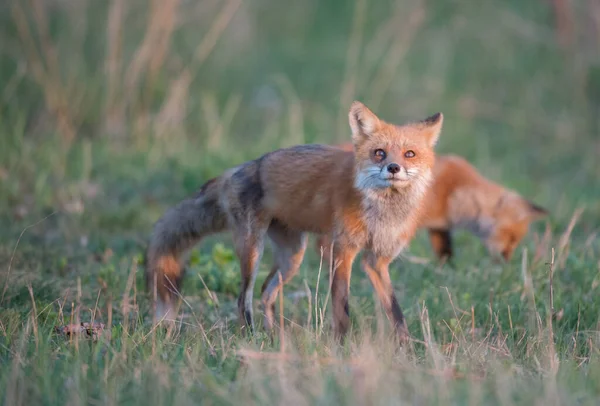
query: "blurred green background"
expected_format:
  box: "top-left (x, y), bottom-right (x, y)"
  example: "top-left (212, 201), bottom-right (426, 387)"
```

top-left (1, 0), bottom-right (598, 229)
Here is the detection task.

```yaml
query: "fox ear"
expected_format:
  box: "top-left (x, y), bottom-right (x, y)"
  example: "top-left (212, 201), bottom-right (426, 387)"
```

top-left (419, 112), bottom-right (444, 147)
top-left (525, 200), bottom-right (548, 221)
top-left (349, 101), bottom-right (380, 142)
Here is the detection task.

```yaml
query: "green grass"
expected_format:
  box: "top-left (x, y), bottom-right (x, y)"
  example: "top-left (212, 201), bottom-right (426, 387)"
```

top-left (1, 0), bottom-right (600, 404)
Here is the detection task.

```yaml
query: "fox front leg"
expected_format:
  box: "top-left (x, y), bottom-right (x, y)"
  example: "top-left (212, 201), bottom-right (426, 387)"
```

top-left (361, 250), bottom-right (409, 341)
top-left (330, 246), bottom-right (360, 342)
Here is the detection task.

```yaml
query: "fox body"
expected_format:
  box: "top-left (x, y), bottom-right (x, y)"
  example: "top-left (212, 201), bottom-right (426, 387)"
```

top-left (146, 102), bottom-right (443, 340)
top-left (319, 144), bottom-right (547, 261)
top-left (420, 154), bottom-right (547, 261)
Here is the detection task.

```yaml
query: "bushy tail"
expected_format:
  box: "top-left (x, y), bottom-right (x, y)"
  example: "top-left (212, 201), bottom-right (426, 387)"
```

top-left (145, 178), bottom-right (228, 322)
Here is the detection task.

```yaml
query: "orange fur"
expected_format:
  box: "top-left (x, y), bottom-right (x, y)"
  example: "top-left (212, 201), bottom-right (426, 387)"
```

top-left (319, 145), bottom-right (548, 261)
top-left (146, 101), bottom-right (443, 341)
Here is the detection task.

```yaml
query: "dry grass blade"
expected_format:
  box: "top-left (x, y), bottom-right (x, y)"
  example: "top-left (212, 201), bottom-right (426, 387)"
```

top-left (420, 303), bottom-right (443, 371)
top-left (314, 246), bottom-right (324, 337)
top-left (11, 3), bottom-right (76, 144)
top-left (303, 279), bottom-right (312, 329)
top-left (337, 0), bottom-right (367, 138)
top-left (125, 0), bottom-right (180, 97)
top-left (189, 0), bottom-right (243, 76)
top-left (30, 0), bottom-right (60, 78)
top-left (557, 207), bottom-right (584, 268)
top-left (4, 320), bottom-right (32, 406)
top-left (272, 75), bottom-right (305, 147)
top-left (155, 70), bottom-right (192, 138)
top-left (443, 287), bottom-right (469, 349)
top-left (551, 0), bottom-right (574, 47)
top-left (161, 274), bottom-right (214, 350)
top-left (533, 222), bottom-right (554, 264)
top-left (119, 258), bottom-right (138, 358)
top-left (546, 248), bottom-right (559, 374)
top-left (2, 211), bottom-right (58, 305)
top-left (520, 247), bottom-right (542, 335)
top-left (200, 92), bottom-right (242, 149)
top-left (105, 0), bottom-right (126, 134)
top-left (278, 272), bottom-right (285, 353)
top-left (368, 1), bottom-right (426, 107)
top-left (27, 284), bottom-right (38, 350)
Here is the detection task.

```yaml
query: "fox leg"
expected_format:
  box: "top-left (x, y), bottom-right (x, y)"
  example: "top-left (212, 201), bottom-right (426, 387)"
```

top-left (428, 228), bottom-right (453, 261)
top-left (261, 223), bottom-right (308, 332)
top-left (232, 221), bottom-right (270, 335)
top-left (259, 223), bottom-right (296, 297)
top-left (330, 245), bottom-right (359, 341)
top-left (260, 263), bottom-right (279, 295)
top-left (361, 250), bottom-right (409, 340)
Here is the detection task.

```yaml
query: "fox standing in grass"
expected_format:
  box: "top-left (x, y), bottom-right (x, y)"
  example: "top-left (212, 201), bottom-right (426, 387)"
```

top-left (318, 145), bottom-right (548, 262)
top-left (146, 101), bottom-right (443, 340)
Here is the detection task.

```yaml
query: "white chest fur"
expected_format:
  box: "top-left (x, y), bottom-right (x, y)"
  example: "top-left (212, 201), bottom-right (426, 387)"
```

top-left (362, 192), bottom-right (413, 258)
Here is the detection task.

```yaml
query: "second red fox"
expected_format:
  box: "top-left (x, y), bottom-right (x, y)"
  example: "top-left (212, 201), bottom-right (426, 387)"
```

top-left (145, 102), bottom-right (443, 341)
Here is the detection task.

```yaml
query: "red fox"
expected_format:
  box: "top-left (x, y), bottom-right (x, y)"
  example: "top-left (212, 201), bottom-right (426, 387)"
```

top-left (316, 145), bottom-right (548, 262)
top-left (146, 101), bottom-right (443, 340)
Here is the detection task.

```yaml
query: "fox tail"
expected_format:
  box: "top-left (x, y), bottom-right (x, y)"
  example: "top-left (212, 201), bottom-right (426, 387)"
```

top-left (145, 178), bottom-right (228, 322)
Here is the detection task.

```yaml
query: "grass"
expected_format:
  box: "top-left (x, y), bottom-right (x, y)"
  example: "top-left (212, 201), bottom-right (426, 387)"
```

top-left (1, 0), bottom-right (599, 404)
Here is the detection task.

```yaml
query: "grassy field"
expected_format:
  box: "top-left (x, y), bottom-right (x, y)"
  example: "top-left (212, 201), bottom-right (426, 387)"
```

top-left (1, 0), bottom-right (599, 404)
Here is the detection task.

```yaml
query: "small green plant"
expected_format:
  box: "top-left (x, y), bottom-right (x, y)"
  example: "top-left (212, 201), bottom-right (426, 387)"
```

top-left (190, 243), bottom-right (240, 296)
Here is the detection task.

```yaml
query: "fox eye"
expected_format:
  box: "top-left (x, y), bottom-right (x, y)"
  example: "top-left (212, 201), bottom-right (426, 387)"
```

top-left (404, 150), bottom-right (415, 158)
top-left (373, 149), bottom-right (387, 162)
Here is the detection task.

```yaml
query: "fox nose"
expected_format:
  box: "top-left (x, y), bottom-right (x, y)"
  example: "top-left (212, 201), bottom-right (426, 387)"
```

top-left (387, 163), bottom-right (401, 174)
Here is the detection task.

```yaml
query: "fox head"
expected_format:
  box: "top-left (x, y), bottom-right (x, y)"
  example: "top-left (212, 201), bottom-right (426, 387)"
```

top-left (349, 101), bottom-right (443, 196)
top-left (484, 193), bottom-right (548, 261)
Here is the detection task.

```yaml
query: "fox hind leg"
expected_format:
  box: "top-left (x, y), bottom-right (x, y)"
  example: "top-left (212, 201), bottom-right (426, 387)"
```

top-left (260, 225), bottom-right (306, 296)
top-left (233, 220), bottom-right (270, 335)
top-left (260, 263), bottom-right (279, 296)
top-left (428, 228), bottom-right (453, 262)
top-left (261, 223), bottom-right (308, 332)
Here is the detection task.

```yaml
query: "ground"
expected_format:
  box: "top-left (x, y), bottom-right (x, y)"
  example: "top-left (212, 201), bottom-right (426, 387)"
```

top-left (0, 0), bottom-right (599, 404)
